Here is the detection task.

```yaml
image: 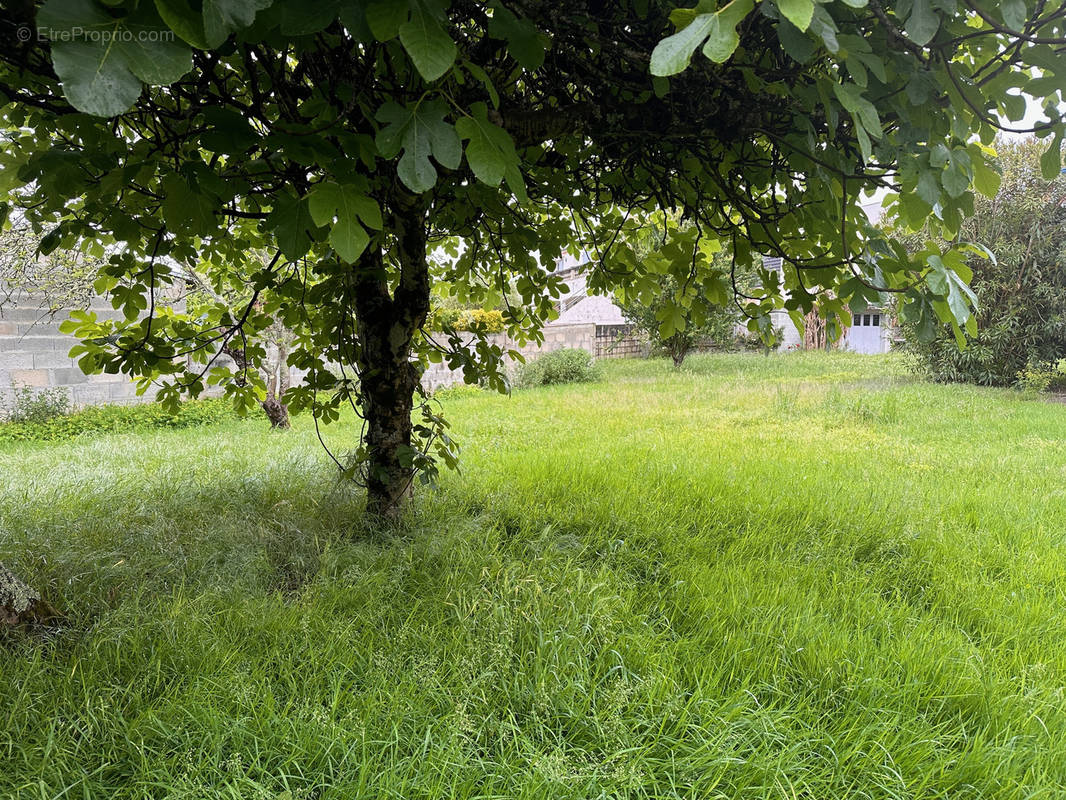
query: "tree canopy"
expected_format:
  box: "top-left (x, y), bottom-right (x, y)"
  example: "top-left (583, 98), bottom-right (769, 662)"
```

top-left (1, 0), bottom-right (1065, 512)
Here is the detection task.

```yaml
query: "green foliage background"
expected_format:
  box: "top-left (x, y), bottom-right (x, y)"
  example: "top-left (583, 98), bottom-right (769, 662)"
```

top-left (902, 139), bottom-right (1066, 386)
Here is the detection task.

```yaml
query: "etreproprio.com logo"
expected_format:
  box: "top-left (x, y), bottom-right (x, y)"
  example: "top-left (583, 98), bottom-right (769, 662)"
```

top-left (17, 26), bottom-right (177, 44)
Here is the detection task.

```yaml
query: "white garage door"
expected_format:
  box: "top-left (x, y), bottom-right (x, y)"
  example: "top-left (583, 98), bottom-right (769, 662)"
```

top-left (846, 311), bottom-right (883, 354)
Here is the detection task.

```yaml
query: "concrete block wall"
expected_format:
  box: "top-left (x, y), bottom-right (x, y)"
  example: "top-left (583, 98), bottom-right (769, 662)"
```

top-left (0, 294), bottom-right (148, 410)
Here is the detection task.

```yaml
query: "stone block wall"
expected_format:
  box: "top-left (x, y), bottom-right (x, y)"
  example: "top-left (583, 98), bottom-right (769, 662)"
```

top-left (0, 293), bottom-right (150, 410)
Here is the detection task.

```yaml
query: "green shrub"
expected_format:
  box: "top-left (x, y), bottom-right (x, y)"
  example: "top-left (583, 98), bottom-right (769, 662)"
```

top-left (1, 385), bottom-right (71, 423)
top-left (517, 348), bottom-right (602, 387)
top-left (901, 139), bottom-right (1066, 386)
top-left (1016, 358), bottom-right (1066, 394)
top-left (0, 397), bottom-right (238, 443)
top-left (429, 307), bottom-right (505, 334)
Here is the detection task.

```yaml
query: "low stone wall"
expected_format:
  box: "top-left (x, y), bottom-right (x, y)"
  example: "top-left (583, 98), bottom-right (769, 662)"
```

top-left (421, 322), bottom-right (644, 391)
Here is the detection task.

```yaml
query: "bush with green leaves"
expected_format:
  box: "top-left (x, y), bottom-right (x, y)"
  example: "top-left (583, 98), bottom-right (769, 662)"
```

top-left (902, 139), bottom-right (1066, 386)
top-left (430, 307), bottom-right (505, 334)
top-left (1016, 359), bottom-right (1066, 394)
top-left (1, 385), bottom-right (71, 424)
top-left (0, 398), bottom-right (237, 443)
top-left (517, 349), bottom-right (602, 388)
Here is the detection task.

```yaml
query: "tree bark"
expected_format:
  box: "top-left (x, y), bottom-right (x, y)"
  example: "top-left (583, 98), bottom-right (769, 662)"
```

top-left (353, 194), bottom-right (430, 518)
top-left (804, 308), bottom-right (828, 350)
top-left (0, 562), bottom-right (57, 627)
top-left (262, 339), bottom-right (291, 429)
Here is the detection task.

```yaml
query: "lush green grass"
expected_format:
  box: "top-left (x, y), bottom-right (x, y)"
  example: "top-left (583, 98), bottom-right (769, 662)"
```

top-left (0, 397), bottom-right (237, 442)
top-left (2, 351), bottom-right (1066, 799)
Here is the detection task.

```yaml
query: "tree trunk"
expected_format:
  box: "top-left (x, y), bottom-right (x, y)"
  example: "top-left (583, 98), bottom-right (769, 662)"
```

top-left (0, 562), bottom-right (57, 627)
top-left (667, 335), bottom-right (689, 368)
top-left (261, 339), bottom-right (291, 429)
top-left (353, 194), bottom-right (430, 518)
top-left (804, 308), bottom-right (828, 350)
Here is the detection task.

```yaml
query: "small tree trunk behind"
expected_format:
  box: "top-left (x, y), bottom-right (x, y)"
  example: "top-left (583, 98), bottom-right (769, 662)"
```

top-left (667, 334), bottom-right (689, 368)
top-left (261, 340), bottom-right (291, 429)
top-left (804, 308), bottom-right (828, 350)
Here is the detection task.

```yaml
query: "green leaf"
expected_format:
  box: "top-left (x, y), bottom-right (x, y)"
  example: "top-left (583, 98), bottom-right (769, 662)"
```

top-left (308, 181), bottom-right (379, 261)
top-left (650, 12), bottom-right (716, 76)
top-left (399, 8), bottom-right (457, 81)
top-left (199, 106), bottom-right (258, 153)
top-left (38, 0), bottom-right (193, 116)
top-left (455, 102), bottom-right (525, 199)
top-left (1040, 131), bottom-right (1063, 179)
top-left (487, 6), bottom-right (547, 70)
top-left (375, 99), bottom-right (461, 193)
top-left (651, 0), bottom-right (754, 73)
top-left (832, 81), bottom-right (882, 141)
top-left (365, 0), bottom-right (408, 41)
top-left (916, 169), bottom-right (941, 206)
top-left (202, 0), bottom-right (271, 47)
top-left (276, 0), bottom-right (343, 36)
top-left (161, 173), bottom-right (219, 236)
top-left (926, 253), bottom-right (977, 325)
top-left (265, 192), bottom-right (322, 261)
top-left (776, 0), bottom-right (814, 32)
top-left (464, 61), bottom-right (500, 107)
top-left (308, 182), bottom-right (382, 228)
top-left (655, 300), bottom-right (686, 339)
top-left (327, 215), bottom-right (369, 262)
top-left (1001, 0), bottom-right (1027, 31)
top-left (972, 157), bottom-right (1001, 198)
top-left (905, 0), bottom-right (939, 46)
top-left (777, 19), bottom-right (816, 63)
top-left (942, 157), bottom-right (970, 198)
top-left (154, 0), bottom-right (209, 49)
top-left (701, 15), bottom-right (740, 63)
top-left (898, 191), bottom-right (931, 228)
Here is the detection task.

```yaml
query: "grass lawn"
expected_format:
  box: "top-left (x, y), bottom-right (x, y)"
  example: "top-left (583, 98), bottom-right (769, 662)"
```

top-left (2, 351), bottom-right (1066, 799)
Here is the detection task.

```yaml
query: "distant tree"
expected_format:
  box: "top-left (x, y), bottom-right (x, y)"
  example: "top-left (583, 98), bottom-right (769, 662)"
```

top-left (0, 223), bottom-right (98, 311)
top-left (902, 139), bottom-right (1066, 386)
top-left (2, 0), bottom-right (1065, 517)
top-left (614, 214), bottom-right (742, 368)
top-left (184, 259), bottom-right (296, 428)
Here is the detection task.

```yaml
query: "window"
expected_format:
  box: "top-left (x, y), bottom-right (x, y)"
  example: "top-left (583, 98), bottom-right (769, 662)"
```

top-left (863, 314), bottom-right (871, 326)
top-left (872, 314), bottom-right (880, 327)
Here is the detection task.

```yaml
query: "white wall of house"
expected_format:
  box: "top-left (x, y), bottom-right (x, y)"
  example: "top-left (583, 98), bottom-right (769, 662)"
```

top-left (770, 306), bottom-right (891, 354)
top-left (841, 309), bottom-right (891, 354)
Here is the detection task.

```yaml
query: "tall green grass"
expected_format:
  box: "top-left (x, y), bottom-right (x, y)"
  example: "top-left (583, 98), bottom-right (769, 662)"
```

top-left (2, 351), bottom-right (1065, 798)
